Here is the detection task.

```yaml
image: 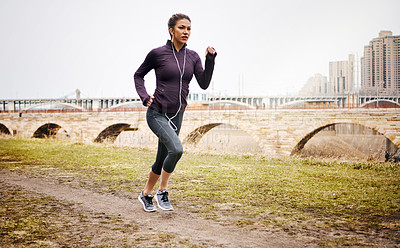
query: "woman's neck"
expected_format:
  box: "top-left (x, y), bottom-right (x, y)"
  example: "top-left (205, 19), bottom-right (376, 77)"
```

top-left (172, 40), bottom-right (184, 52)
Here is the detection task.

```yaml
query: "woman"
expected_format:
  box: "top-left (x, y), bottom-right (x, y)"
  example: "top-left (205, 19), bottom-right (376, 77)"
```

top-left (134, 13), bottom-right (216, 212)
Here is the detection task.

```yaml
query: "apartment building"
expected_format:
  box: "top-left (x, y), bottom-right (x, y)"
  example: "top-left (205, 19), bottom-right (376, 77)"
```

top-left (300, 55), bottom-right (354, 96)
top-left (329, 54), bottom-right (355, 94)
top-left (299, 73), bottom-right (328, 96)
top-left (361, 31), bottom-right (400, 95)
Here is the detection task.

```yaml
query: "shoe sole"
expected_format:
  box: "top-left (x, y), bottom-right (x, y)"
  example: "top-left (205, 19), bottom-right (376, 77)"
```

top-left (138, 195), bottom-right (157, 212)
top-left (155, 196), bottom-right (174, 211)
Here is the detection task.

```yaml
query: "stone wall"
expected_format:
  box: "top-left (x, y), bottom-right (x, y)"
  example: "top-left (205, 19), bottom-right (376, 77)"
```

top-left (1, 108), bottom-right (399, 156)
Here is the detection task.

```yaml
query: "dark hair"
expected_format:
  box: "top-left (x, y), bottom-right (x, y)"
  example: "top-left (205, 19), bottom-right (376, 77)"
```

top-left (168, 13), bottom-right (191, 37)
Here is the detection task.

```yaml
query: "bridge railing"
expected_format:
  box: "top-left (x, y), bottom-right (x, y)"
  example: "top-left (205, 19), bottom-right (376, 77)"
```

top-left (272, 102), bottom-right (400, 109)
top-left (0, 103), bottom-right (399, 114)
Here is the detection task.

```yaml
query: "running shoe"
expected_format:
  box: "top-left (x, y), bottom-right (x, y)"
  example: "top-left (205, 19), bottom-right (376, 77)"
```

top-left (155, 190), bottom-right (174, 211)
top-left (138, 191), bottom-right (157, 212)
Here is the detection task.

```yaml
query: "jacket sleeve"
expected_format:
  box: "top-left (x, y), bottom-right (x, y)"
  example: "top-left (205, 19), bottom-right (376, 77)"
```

top-left (194, 52), bottom-right (217, 90)
top-left (134, 50), bottom-right (156, 106)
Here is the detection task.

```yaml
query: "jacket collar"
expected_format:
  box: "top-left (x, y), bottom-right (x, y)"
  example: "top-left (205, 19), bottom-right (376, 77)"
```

top-left (166, 40), bottom-right (187, 52)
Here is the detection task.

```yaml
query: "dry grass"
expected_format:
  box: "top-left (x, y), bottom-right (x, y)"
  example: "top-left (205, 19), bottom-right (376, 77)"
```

top-left (1, 137), bottom-right (400, 247)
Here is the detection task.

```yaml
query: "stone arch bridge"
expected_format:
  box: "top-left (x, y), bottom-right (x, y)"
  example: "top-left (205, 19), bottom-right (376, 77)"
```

top-left (0, 108), bottom-right (399, 156)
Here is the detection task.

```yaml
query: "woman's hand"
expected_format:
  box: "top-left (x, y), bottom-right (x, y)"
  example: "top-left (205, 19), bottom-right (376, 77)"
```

top-left (146, 94), bottom-right (154, 107)
top-left (205, 46), bottom-right (216, 56)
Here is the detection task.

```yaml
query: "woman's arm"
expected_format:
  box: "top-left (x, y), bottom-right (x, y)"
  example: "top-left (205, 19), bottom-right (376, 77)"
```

top-left (134, 50), bottom-right (156, 106)
top-left (194, 47), bottom-right (217, 90)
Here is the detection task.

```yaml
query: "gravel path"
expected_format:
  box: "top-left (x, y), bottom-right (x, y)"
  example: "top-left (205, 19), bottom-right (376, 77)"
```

top-left (0, 168), bottom-right (314, 247)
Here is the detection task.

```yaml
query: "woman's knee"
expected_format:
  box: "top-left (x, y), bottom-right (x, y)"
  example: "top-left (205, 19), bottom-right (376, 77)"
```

top-left (151, 163), bottom-right (163, 175)
top-left (171, 145), bottom-right (183, 158)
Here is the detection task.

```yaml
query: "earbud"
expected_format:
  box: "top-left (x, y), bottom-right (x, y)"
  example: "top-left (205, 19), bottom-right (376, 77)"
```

top-left (172, 32), bottom-right (174, 34)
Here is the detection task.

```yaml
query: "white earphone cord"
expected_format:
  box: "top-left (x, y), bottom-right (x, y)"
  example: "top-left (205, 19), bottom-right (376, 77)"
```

top-left (166, 41), bottom-right (186, 131)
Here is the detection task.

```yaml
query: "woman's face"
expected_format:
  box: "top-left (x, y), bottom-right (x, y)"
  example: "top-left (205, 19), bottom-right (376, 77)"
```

top-left (171, 19), bottom-right (191, 45)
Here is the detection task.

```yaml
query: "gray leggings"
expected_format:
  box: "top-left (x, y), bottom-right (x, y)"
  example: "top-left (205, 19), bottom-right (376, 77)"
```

top-left (146, 107), bottom-right (184, 175)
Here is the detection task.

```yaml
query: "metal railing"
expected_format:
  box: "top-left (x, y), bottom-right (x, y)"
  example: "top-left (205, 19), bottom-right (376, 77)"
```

top-left (1, 103), bottom-right (399, 114)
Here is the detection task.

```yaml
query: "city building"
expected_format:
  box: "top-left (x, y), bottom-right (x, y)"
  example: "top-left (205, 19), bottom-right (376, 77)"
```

top-left (299, 73), bottom-right (328, 96)
top-left (300, 54), bottom-right (354, 96)
top-left (361, 31), bottom-right (400, 96)
top-left (329, 54), bottom-right (355, 94)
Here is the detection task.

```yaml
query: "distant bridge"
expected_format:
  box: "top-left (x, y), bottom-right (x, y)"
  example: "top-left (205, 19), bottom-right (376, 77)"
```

top-left (1, 94), bottom-right (400, 112)
top-left (1, 108), bottom-right (399, 156)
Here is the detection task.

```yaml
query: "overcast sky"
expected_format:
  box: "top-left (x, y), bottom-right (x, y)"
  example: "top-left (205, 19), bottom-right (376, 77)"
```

top-left (0, 0), bottom-right (399, 100)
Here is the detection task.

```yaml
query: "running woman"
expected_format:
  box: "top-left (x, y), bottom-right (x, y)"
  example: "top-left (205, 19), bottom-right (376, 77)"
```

top-left (134, 13), bottom-right (216, 212)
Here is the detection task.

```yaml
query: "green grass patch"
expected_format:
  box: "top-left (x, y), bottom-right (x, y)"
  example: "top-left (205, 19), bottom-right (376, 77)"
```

top-left (1, 137), bottom-right (399, 245)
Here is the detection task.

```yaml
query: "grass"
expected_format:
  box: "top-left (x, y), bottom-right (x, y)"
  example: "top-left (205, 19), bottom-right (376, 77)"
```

top-left (0, 183), bottom-right (196, 247)
top-left (0, 186), bottom-right (60, 247)
top-left (1, 137), bottom-right (400, 246)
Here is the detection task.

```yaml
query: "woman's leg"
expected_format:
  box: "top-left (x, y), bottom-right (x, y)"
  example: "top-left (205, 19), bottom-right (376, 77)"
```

top-left (151, 140), bottom-right (169, 175)
top-left (143, 170), bottom-right (160, 195)
top-left (159, 169), bottom-right (172, 191)
top-left (142, 168), bottom-right (171, 195)
top-left (144, 108), bottom-right (184, 192)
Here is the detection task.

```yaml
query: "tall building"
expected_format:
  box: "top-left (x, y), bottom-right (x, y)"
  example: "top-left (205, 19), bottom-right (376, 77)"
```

top-left (329, 54), bottom-right (355, 94)
top-left (299, 73), bottom-right (328, 96)
top-left (299, 55), bottom-right (354, 96)
top-left (361, 31), bottom-right (400, 96)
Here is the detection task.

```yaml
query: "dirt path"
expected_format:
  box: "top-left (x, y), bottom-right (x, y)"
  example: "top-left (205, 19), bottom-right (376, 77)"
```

top-left (0, 168), bottom-right (315, 247)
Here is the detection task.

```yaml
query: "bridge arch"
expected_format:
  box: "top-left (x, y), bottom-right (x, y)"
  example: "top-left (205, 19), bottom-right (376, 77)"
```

top-left (183, 122), bottom-right (262, 153)
top-left (183, 123), bottom-right (223, 144)
top-left (206, 100), bottom-right (256, 110)
top-left (360, 99), bottom-right (400, 108)
top-left (23, 102), bottom-right (83, 112)
top-left (94, 123), bottom-right (138, 143)
top-left (106, 101), bottom-right (144, 111)
top-left (291, 122), bottom-right (398, 156)
top-left (33, 123), bottom-right (63, 138)
top-left (0, 123), bottom-right (11, 135)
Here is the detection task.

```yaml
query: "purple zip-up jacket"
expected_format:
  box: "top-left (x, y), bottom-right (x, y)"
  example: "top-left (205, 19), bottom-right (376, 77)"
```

top-left (134, 40), bottom-right (216, 113)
